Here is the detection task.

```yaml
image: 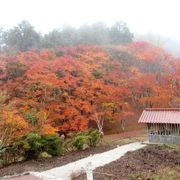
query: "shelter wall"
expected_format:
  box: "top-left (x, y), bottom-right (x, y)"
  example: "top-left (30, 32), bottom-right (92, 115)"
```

top-left (149, 134), bottom-right (180, 144)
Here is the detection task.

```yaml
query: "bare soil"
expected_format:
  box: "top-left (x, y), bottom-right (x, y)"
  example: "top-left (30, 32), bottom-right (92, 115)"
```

top-left (73, 145), bottom-right (180, 180)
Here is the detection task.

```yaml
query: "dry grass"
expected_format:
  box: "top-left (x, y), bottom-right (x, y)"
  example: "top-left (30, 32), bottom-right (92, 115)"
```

top-left (152, 166), bottom-right (180, 180)
top-left (164, 144), bottom-right (180, 151)
top-left (102, 132), bottom-right (147, 147)
top-left (130, 167), bottom-right (180, 180)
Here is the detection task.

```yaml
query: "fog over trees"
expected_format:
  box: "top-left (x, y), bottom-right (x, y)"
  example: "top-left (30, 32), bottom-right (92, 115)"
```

top-left (135, 33), bottom-right (180, 57)
top-left (0, 20), bottom-right (133, 54)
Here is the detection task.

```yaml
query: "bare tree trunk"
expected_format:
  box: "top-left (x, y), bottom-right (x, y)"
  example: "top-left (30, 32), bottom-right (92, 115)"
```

top-left (121, 119), bottom-right (126, 131)
top-left (94, 112), bottom-right (104, 135)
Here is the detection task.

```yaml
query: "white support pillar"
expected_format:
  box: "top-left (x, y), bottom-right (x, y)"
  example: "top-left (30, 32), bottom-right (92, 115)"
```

top-left (86, 162), bottom-right (93, 180)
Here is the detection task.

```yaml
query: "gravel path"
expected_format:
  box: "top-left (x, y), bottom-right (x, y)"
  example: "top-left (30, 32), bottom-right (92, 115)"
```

top-left (37, 142), bottom-right (146, 180)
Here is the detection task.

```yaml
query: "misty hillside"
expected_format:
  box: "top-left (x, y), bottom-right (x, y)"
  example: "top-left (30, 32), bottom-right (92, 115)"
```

top-left (0, 42), bottom-right (179, 135)
top-left (135, 33), bottom-right (180, 57)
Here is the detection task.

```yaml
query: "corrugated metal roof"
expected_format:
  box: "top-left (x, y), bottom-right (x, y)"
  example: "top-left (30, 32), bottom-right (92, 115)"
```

top-left (138, 108), bottom-right (180, 124)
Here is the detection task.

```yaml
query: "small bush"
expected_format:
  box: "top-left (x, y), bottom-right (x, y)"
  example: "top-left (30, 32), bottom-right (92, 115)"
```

top-left (88, 129), bottom-right (102, 147)
top-left (14, 132), bottom-right (42, 159)
top-left (92, 69), bottom-right (104, 79)
top-left (71, 129), bottom-right (102, 150)
top-left (0, 140), bottom-right (6, 166)
top-left (26, 110), bottom-right (37, 125)
top-left (63, 138), bottom-right (76, 152)
top-left (55, 50), bottom-right (64, 57)
top-left (72, 135), bottom-right (90, 150)
top-left (41, 134), bottom-right (63, 156)
top-left (13, 132), bottom-right (63, 160)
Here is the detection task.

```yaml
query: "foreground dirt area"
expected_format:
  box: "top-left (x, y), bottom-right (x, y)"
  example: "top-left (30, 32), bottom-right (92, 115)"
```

top-left (1, 128), bottom-right (179, 180)
top-left (0, 129), bottom-right (146, 178)
top-left (73, 145), bottom-right (180, 180)
top-left (0, 145), bottom-right (112, 178)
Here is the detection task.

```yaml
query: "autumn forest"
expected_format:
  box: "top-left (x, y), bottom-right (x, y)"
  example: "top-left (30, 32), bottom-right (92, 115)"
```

top-left (0, 43), bottom-right (179, 138)
top-left (0, 21), bottom-right (179, 153)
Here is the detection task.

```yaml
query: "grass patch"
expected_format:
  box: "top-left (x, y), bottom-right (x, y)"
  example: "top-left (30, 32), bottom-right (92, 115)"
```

top-left (102, 135), bottom-right (146, 147)
top-left (164, 144), bottom-right (180, 151)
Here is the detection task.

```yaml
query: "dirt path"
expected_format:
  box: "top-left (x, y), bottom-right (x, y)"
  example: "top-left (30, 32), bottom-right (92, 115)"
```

top-left (38, 142), bottom-right (146, 180)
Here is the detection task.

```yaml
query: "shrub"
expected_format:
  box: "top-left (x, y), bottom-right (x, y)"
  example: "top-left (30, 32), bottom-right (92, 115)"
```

top-left (0, 129), bottom-right (103, 166)
top-left (13, 132), bottom-right (63, 160)
top-left (0, 140), bottom-right (4, 153)
top-left (14, 132), bottom-right (42, 159)
top-left (71, 129), bottom-right (102, 150)
top-left (55, 50), bottom-right (64, 57)
top-left (92, 69), bottom-right (104, 79)
top-left (63, 138), bottom-right (75, 153)
top-left (26, 110), bottom-right (37, 125)
top-left (72, 134), bottom-right (90, 150)
top-left (41, 134), bottom-right (63, 156)
top-left (0, 140), bottom-right (6, 166)
top-left (88, 129), bottom-right (102, 147)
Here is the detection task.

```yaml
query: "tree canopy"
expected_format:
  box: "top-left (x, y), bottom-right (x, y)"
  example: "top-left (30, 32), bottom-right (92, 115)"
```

top-left (0, 42), bottom-right (179, 141)
top-left (0, 21), bottom-right (133, 53)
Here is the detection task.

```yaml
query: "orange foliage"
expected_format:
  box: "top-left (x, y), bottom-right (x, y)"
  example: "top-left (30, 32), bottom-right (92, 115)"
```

top-left (0, 43), bottom-right (179, 137)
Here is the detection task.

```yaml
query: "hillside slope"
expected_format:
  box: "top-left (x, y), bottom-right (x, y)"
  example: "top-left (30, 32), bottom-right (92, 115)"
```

top-left (0, 42), bottom-right (179, 137)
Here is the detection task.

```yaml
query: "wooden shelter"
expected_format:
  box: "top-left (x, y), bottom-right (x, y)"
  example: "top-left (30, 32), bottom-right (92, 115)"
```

top-left (138, 108), bottom-right (180, 144)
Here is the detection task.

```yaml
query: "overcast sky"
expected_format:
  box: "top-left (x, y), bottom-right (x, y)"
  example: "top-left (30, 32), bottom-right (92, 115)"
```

top-left (0, 0), bottom-right (180, 38)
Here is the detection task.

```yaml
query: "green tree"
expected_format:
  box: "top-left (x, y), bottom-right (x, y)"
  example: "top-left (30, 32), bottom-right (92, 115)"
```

top-left (109, 21), bottom-right (133, 44)
top-left (88, 22), bottom-right (109, 44)
top-left (2, 20), bottom-right (42, 52)
top-left (60, 25), bottom-right (78, 46)
top-left (43, 30), bottom-right (62, 48)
